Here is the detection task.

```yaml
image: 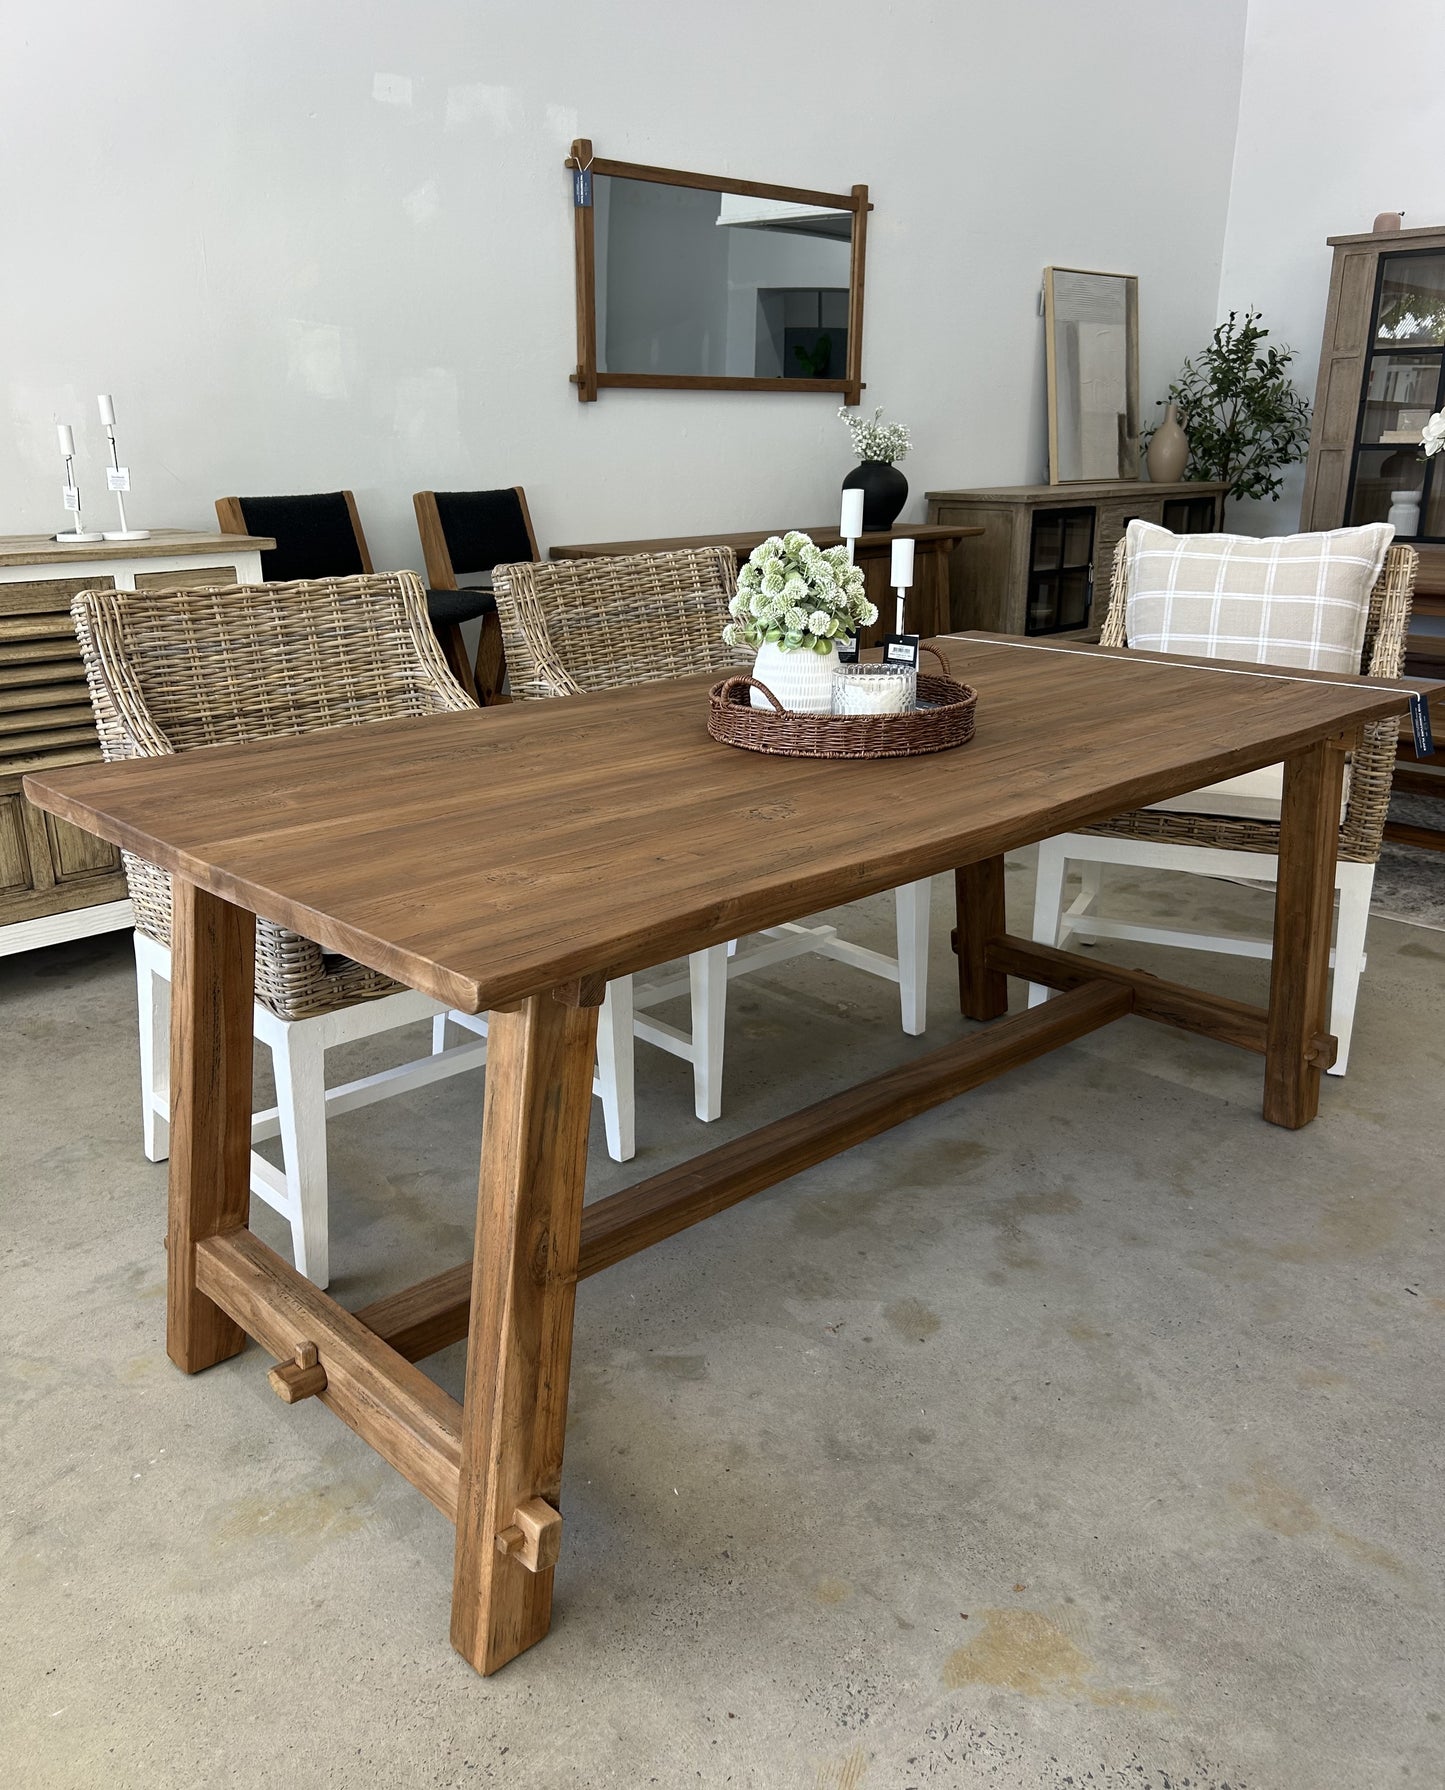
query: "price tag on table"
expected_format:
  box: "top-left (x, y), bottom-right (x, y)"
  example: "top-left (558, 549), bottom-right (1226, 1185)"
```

top-left (884, 633), bottom-right (920, 669)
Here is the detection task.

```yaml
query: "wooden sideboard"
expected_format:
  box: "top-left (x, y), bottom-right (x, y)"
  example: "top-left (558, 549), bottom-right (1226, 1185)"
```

top-left (925, 480), bottom-right (1228, 638)
top-left (550, 523), bottom-right (982, 647)
top-left (0, 529), bottom-right (271, 957)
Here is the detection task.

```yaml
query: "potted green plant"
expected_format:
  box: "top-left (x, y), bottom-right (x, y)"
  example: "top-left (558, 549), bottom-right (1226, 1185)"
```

top-left (1145, 309), bottom-right (1312, 515)
top-left (723, 531), bottom-right (879, 713)
top-left (838, 405), bottom-right (913, 530)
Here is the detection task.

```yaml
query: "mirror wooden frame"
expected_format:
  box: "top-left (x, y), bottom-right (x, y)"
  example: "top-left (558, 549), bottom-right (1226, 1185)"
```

top-left (565, 139), bottom-right (871, 403)
top-left (1042, 266), bottom-right (1140, 485)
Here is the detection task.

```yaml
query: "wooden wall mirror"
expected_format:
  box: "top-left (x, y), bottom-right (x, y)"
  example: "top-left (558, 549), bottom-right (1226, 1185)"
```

top-left (1043, 267), bottom-right (1140, 482)
top-left (566, 139), bottom-right (870, 402)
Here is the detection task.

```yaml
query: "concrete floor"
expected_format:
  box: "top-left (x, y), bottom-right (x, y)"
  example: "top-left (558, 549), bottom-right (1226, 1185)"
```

top-left (2, 857), bottom-right (1442, 1789)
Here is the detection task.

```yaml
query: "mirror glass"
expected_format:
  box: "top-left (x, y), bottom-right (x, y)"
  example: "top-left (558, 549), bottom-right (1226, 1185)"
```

top-left (1044, 268), bottom-right (1140, 481)
top-left (593, 177), bottom-right (855, 379)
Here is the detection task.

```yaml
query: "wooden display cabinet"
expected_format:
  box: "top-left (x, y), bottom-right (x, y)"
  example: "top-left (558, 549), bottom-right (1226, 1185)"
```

top-left (925, 480), bottom-right (1226, 637)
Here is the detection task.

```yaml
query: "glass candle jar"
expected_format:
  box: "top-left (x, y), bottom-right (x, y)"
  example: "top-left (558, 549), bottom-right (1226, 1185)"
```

top-left (832, 661), bottom-right (915, 716)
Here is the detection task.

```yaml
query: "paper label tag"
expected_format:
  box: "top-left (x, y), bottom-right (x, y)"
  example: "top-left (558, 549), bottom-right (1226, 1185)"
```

top-left (106, 466), bottom-right (130, 492)
top-left (62, 485), bottom-right (80, 511)
top-left (836, 637), bottom-right (859, 664)
top-left (1411, 690), bottom-right (1435, 758)
top-left (573, 168), bottom-right (592, 207)
top-left (884, 633), bottom-right (920, 668)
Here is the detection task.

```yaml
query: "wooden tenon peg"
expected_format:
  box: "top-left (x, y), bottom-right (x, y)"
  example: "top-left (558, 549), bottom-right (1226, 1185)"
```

top-left (267, 1341), bottom-right (327, 1404)
top-left (494, 1497), bottom-right (563, 1573)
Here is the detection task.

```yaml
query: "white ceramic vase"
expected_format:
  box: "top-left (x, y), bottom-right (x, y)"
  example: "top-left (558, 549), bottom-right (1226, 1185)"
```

top-left (750, 640), bottom-right (840, 714)
top-left (1388, 488), bottom-right (1422, 537)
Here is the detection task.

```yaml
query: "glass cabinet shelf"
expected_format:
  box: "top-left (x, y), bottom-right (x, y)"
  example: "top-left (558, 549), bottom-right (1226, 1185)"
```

top-left (1347, 249), bottom-right (1445, 540)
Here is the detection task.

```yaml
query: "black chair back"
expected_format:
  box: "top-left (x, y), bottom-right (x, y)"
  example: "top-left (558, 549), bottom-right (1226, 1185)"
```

top-left (432, 489), bottom-right (536, 577)
top-left (227, 493), bottom-right (368, 584)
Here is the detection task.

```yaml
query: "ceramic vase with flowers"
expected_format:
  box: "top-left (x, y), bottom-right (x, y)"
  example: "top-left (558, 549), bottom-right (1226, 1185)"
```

top-left (723, 531), bottom-right (879, 713)
top-left (838, 405), bottom-right (913, 530)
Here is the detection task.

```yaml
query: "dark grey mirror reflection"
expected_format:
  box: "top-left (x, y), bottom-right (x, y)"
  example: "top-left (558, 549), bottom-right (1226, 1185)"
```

top-left (594, 177), bottom-right (854, 380)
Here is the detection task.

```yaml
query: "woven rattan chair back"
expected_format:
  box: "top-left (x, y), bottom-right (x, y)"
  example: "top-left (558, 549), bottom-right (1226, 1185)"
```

top-left (71, 572), bottom-right (474, 1019)
top-left (491, 547), bottom-right (745, 699)
top-left (1090, 536), bottom-right (1417, 863)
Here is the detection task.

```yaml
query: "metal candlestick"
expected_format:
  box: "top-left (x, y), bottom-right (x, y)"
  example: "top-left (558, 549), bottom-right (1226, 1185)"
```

top-left (54, 435), bottom-right (103, 543)
top-left (99, 397), bottom-right (149, 541)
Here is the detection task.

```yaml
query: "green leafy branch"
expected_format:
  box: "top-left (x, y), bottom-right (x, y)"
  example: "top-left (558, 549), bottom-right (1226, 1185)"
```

top-left (1146, 308), bottom-right (1312, 506)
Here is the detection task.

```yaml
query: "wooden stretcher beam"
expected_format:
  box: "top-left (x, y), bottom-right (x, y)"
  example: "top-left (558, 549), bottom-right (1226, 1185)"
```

top-left (357, 978), bottom-right (1132, 1364)
top-left (196, 1229), bottom-right (464, 1520)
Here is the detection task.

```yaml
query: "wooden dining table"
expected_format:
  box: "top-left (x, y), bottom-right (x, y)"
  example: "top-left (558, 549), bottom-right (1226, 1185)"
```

top-left (22, 634), bottom-right (1429, 1678)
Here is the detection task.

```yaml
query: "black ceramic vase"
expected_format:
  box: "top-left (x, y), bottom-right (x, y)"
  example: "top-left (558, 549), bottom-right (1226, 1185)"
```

top-left (842, 460), bottom-right (908, 531)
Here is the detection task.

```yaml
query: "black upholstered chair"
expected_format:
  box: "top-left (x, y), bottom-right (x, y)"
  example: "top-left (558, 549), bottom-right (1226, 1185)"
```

top-left (216, 491), bottom-right (482, 699)
top-left (413, 487), bottom-right (540, 704)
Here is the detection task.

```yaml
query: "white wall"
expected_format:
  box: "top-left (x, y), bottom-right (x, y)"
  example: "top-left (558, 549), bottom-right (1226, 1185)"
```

top-left (1218, 0), bottom-right (1445, 534)
top-left (2, 0), bottom-right (1247, 571)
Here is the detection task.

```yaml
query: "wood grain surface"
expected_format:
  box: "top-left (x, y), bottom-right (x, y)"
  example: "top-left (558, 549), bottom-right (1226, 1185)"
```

top-left (24, 636), bottom-right (1421, 1015)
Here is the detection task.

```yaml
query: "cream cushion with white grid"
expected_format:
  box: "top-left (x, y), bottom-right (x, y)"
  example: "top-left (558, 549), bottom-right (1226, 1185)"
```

top-left (1124, 519), bottom-right (1392, 673)
top-left (1124, 518), bottom-right (1390, 820)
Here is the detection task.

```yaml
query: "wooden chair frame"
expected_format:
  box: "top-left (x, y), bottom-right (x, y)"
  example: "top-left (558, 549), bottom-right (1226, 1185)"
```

top-left (413, 487), bottom-right (538, 706)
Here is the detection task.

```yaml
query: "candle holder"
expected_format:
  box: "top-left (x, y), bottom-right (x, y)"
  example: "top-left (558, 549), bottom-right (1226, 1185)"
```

top-left (53, 425), bottom-right (103, 543)
top-left (98, 395), bottom-right (149, 541)
top-left (832, 661), bottom-right (916, 716)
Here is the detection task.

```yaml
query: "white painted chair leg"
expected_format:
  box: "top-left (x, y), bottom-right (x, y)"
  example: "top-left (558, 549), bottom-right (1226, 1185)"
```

top-left (689, 944), bottom-right (729, 1122)
top-left (431, 1012), bottom-right (449, 1054)
top-left (895, 877), bottom-right (931, 1036)
top-left (595, 978), bottom-right (636, 1163)
top-left (270, 1023), bottom-right (330, 1288)
top-left (134, 938), bottom-right (170, 1162)
top-left (1327, 864), bottom-right (1375, 1078)
top-left (1029, 838), bottom-right (1071, 1007)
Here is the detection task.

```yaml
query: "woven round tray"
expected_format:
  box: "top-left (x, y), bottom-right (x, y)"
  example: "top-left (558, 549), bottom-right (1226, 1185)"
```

top-left (707, 644), bottom-right (978, 759)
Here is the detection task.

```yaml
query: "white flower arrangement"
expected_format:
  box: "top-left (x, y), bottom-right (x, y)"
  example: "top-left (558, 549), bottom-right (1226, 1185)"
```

top-left (1422, 410), bottom-right (1445, 457)
top-left (722, 531), bottom-right (879, 655)
top-left (838, 404), bottom-right (912, 465)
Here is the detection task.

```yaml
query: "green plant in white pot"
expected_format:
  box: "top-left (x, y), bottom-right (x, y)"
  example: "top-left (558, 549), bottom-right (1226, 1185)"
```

top-left (723, 531), bottom-right (879, 713)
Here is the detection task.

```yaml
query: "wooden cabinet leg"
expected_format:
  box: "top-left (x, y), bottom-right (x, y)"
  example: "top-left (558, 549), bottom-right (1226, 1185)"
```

top-left (450, 987), bottom-right (600, 1675)
top-left (167, 881), bottom-right (255, 1373)
top-left (954, 857), bottom-right (1009, 1020)
top-left (1264, 738), bottom-right (1346, 1129)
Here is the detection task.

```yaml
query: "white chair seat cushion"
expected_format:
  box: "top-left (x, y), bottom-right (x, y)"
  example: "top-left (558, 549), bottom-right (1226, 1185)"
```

top-left (1124, 519), bottom-right (1393, 673)
top-left (1149, 760), bottom-right (1351, 822)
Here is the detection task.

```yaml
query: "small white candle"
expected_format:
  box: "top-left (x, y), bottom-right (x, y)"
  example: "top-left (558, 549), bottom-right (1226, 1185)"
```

top-left (97, 393), bottom-right (116, 426)
top-left (57, 423), bottom-right (75, 459)
top-left (840, 488), bottom-right (864, 541)
top-left (890, 536), bottom-right (915, 587)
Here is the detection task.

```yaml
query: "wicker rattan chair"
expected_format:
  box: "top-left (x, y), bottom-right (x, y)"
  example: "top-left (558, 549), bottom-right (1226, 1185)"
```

top-left (71, 572), bottom-right (490, 1286)
top-left (1029, 538), bottom-right (1418, 1074)
top-left (465, 549), bottom-right (934, 1152)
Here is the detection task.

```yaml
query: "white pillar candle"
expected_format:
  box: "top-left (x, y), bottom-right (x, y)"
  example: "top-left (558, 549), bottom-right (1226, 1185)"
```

top-left (840, 488), bottom-right (864, 540)
top-left (890, 536), bottom-right (915, 587)
top-left (97, 393), bottom-right (116, 426)
top-left (57, 423), bottom-right (75, 458)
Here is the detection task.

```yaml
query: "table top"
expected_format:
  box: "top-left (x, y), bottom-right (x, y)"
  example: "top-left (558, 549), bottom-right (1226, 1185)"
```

top-left (25, 636), bottom-right (1423, 1015)
top-left (550, 522), bottom-right (981, 560)
top-left (0, 529), bottom-right (274, 568)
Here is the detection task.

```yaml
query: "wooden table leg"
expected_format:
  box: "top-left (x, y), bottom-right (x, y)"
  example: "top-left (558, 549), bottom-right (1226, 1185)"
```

top-left (450, 986), bottom-right (600, 1675)
top-left (167, 880), bottom-right (256, 1373)
top-left (1264, 737), bottom-right (1346, 1129)
top-left (954, 857), bottom-right (1009, 1020)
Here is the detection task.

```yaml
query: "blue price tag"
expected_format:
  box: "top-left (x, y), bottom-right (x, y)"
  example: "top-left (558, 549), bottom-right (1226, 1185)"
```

top-left (573, 168), bottom-right (592, 207)
top-left (1410, 690), bottom-right (1435, 758)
